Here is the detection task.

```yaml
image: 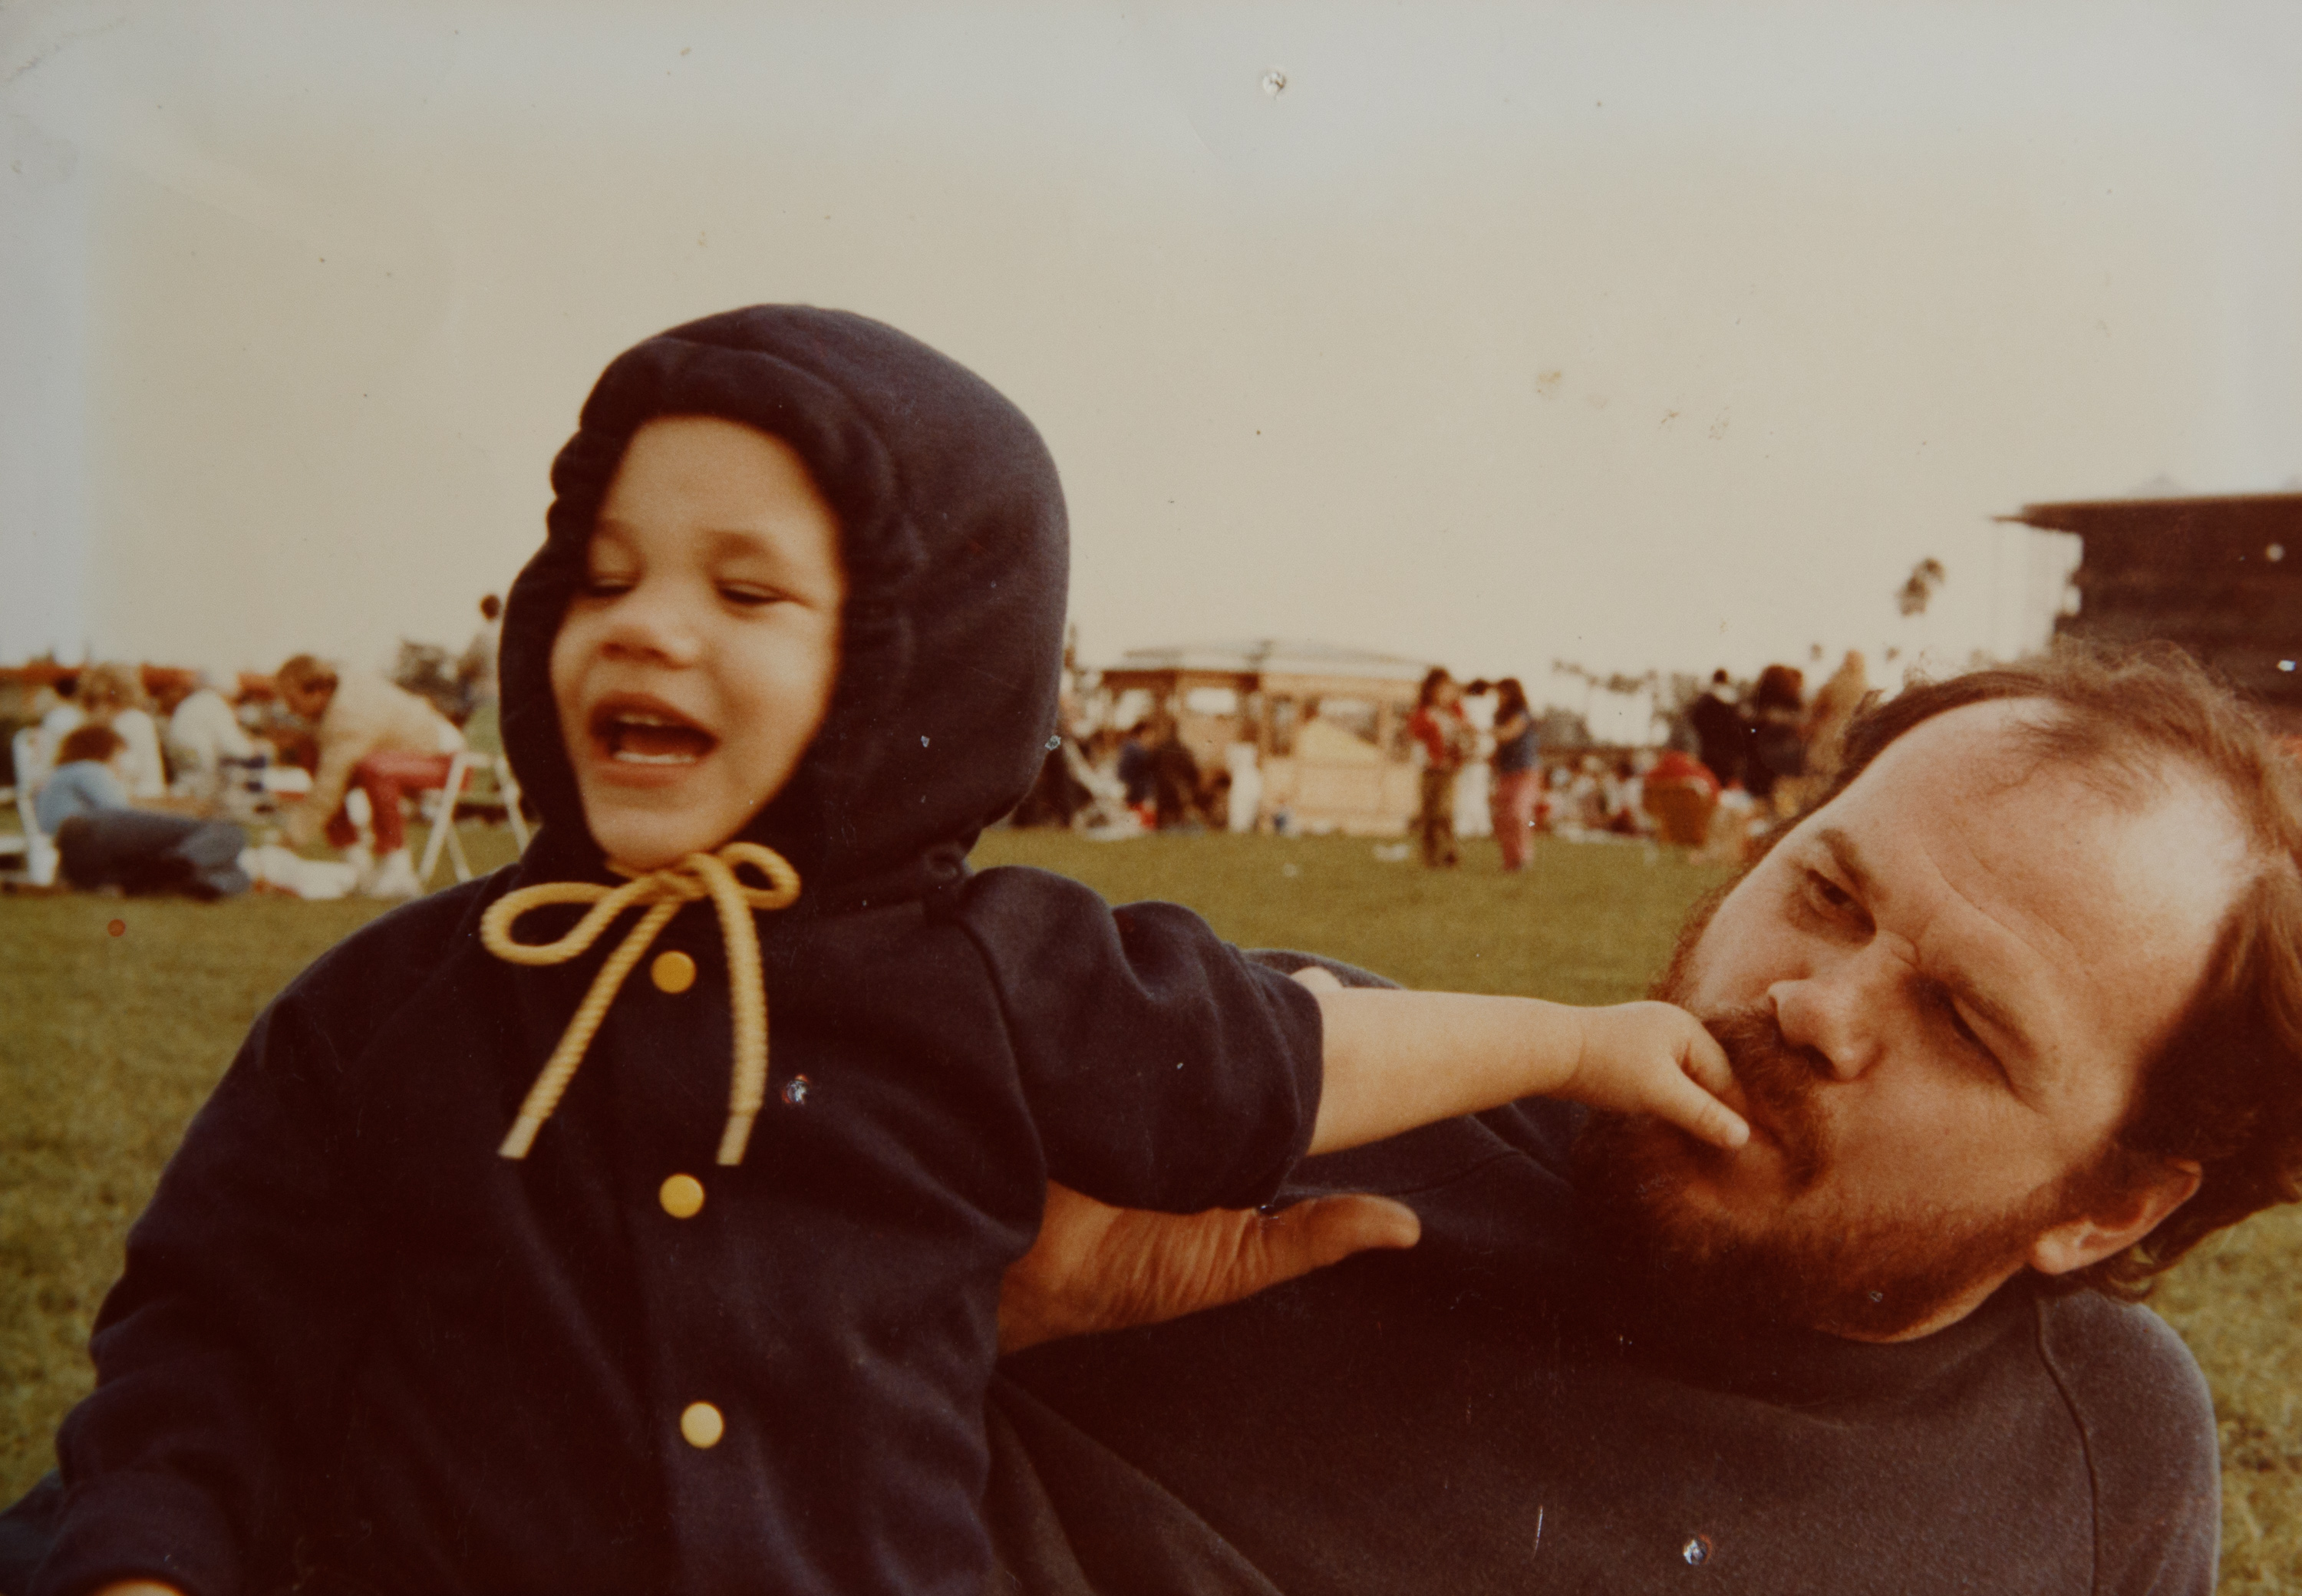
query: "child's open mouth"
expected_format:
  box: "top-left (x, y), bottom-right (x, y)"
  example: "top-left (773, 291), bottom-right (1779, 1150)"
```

top-left (592, 702), bottom-right (717, 766)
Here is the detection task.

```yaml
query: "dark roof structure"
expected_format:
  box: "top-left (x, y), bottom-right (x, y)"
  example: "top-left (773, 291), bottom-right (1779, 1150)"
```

top-left (1997, 492), bottom-right (2302, 731)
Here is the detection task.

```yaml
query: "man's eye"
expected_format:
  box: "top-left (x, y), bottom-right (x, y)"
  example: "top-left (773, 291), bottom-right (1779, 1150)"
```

top-left (1938, 998), bottom-right (2004, 1073)
top-left (1914, 981), bottom-right (2004, 1073)
top-left (1806, 872), bottom-right (1855, 913)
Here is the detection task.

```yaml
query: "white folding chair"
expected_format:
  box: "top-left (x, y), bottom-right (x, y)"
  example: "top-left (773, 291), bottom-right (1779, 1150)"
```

top-left (9, 727), bottom-right (60, 885)
top-left (417, 751), bottom-right (532, 886)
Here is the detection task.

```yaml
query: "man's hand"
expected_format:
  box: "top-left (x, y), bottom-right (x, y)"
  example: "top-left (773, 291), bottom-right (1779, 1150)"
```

top-left (998, 1182), bottom-right (1421, 1355)
top-left (1565, 1000), bottom-right (1749, 1150)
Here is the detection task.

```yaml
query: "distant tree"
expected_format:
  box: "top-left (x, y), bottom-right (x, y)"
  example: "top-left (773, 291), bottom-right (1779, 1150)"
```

top-left (1552, 659), bottom-right (1666, 743)
top-left (1658, 672), bottom-right (1707, 716)
top-left (1534, 706), bottom-right (1594, 748)
top-left (1895, 557), bottom-right (1947, 618)
top-left (1654, 671), bottom-right (1710, 754)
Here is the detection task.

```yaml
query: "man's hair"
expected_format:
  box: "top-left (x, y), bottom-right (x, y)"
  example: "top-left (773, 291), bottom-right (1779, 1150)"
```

top-left (58, 724), bottom-right (125, 766)
top-left (276, 655), bottom-right (340, 697)
top-left (1816, 640), bottom-right (2302, 1299)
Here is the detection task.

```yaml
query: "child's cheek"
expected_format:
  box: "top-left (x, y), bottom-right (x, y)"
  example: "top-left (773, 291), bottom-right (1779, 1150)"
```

top-left (548, 614), bottom-right (590, 746)
top-left (548, 613), bottom-right (603, 819)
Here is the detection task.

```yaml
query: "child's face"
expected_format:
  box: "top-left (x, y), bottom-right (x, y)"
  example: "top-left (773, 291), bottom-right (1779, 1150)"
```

top-left (550, 415), bottom-right (846, 871)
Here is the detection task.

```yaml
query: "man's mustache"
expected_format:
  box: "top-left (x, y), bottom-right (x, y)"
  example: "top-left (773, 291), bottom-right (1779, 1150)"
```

top-left (1701, 1007), bottom-right (1831, 1190)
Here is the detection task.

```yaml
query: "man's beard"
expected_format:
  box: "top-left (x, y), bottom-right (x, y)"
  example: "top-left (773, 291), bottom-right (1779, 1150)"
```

top-left (1570, 885), bottom-right (2074, 1341)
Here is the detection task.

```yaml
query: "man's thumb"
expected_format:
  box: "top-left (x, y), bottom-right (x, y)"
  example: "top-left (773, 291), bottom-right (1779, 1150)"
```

top-left (1254, 1193), bottom-right (1421, 1281)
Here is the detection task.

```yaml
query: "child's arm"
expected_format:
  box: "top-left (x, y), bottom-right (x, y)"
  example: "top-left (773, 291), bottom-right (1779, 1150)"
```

top-left (1304, 983), bottom-right (1747, 1156)
top-left (995, 973), bottom-right (1740, 1354)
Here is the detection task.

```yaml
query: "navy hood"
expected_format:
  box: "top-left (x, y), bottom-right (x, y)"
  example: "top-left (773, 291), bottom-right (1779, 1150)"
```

top-left (500, 306), bottom-right (1068, 905)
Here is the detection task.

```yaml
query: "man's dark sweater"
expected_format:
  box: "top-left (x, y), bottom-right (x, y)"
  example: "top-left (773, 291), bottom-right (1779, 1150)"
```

top-left (990, 1085), bottom-right (2220, 1594)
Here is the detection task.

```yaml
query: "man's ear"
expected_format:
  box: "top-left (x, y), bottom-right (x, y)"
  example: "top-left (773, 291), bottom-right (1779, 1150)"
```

top-left (2027, 1158), bottom-right (2202, 1277)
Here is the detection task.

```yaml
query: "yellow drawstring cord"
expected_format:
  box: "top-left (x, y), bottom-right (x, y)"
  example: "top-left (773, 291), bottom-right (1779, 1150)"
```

top-left (480, 842), bottom-right (802, 1166)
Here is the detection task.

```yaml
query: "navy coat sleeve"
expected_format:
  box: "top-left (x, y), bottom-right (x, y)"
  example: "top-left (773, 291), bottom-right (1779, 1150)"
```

top-left (34, 887), bottom-right (488, 1596)
top-left (945, 867), bottom-right (1324, 1215)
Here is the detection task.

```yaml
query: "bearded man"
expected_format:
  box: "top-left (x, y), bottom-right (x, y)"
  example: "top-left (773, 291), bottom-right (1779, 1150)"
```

top-left (986, 645), bottom-right (2302, 1595)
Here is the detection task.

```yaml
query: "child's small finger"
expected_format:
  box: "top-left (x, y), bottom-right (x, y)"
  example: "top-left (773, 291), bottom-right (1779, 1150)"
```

top-left (1703, 1097), bottom-right (1752, 1149)
top-left (1679, 1024), bottom-right (1736, 1097)
top-left (1664, 1072), bottom-right (1750, 1149)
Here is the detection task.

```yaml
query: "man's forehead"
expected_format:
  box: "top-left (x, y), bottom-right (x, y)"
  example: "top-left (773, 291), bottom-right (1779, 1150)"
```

top-left (1829, 698), bottom-right (2243, 874)
top-left (1802, 698), bottom-right (2246, 1078)
top-left (1862, 697), bottom-right (2058, 780)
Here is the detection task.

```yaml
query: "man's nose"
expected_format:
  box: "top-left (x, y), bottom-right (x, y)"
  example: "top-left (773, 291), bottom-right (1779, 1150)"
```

top-left (1766, 951), bottom-right (1895, 1081)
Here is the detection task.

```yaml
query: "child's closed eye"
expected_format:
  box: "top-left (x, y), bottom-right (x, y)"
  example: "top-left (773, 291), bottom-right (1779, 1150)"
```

top-left (717, 581), bottom-right (790, 608)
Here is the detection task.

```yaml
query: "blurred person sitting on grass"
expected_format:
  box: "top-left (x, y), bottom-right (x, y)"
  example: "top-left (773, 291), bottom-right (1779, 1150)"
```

top-left (35, 664), bottom-right (168, 802)
top-left (5, 307), bottom-right (1753, 1596)
top-left (981, 643), bottom-right (2302, 1596)
top-left (34, 725), bottom-right (249, 900)
top-left (156, 672), bottom-right (260, 810)
top-left (273, 651), bottom-right (467, 901)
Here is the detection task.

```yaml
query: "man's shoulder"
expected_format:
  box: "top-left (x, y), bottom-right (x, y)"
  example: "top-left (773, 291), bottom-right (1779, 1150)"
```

top-left (2030, 1289), bottom-right (2221, 1587)
top-left (2032, 1289), bottom-right (2213, 1433)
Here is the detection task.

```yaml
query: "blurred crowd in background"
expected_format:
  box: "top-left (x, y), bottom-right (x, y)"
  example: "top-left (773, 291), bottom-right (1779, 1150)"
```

top-left (1011, 647), bottom-right (1876, 872)
top-left (1, 597), bottom-right (506, 902)
top-left (5, 593), bottom-right (1882, 902)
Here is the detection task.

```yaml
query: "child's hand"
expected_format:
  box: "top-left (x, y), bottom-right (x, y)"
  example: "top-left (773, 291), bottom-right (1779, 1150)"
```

top-left (1305, 985), bottom-right (1750, 1159)
top-left (1560, 1001), bottom-right (1749, 1150)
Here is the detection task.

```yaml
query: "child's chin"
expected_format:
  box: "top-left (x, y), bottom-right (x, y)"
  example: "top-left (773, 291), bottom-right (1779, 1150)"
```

top-left (588, 813), bottom-right (720, 873)
top-left (576, 767), bottom-right (767, 873)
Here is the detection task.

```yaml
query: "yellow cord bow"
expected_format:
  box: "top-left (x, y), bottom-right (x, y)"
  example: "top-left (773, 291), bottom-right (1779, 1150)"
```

top-left (480, 842), bottom-right (802, 1166)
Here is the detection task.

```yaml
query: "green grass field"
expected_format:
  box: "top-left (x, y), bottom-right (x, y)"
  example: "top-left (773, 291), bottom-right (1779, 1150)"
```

top-left (3, 826), bottom-right (2298, 1586)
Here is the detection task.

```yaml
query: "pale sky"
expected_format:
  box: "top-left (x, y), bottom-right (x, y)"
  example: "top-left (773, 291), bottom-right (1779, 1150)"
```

top-left (5, 0), bottom-right (2299, 711)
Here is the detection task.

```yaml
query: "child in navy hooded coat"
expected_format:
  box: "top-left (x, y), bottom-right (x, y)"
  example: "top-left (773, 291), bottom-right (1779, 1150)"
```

top-left (31, 308), bottom-right (1746, 1596)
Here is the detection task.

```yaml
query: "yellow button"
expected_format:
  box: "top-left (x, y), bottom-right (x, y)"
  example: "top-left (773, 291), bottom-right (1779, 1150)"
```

top-left (651, 951), bottom-right (697, 994)
top-left (658, 1173), bottom-right (705, 1219)
top-left (680, 1401), bottom-right (725, 1449)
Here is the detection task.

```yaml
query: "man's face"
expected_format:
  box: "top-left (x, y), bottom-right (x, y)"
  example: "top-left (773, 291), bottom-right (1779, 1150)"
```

top-left (1581, 700), bottom-right (2244, 1339)
top-left (551, 415), bottom-right (846, 872)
